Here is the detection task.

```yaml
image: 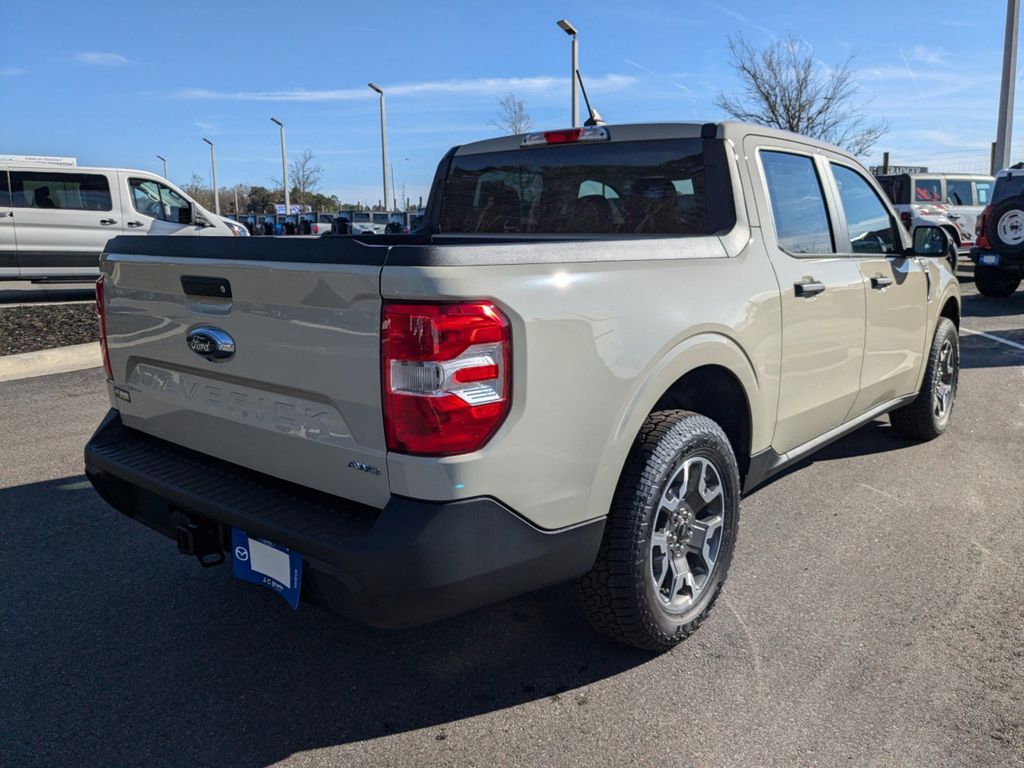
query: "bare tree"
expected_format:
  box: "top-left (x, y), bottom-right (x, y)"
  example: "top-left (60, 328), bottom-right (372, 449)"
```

top-left (715, 33), bottom-right (887, 157)
top-left (288, 149), bottom-right (324, 207)
top-left (491, 93), bottom-right (533, 135)
top-left (182, 172), bottom-right (213, 210)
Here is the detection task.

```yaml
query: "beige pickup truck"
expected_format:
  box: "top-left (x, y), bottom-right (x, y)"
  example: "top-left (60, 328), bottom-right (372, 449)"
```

top-left (85, 122), bottom-right (961, 651)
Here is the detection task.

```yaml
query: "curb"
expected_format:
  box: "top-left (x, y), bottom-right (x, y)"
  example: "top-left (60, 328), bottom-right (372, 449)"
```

top-left (0, 342), bottom-right (102, 383)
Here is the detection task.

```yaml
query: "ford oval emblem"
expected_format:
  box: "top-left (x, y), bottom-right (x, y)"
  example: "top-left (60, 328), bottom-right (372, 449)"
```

top-left (186, 326), bottom-right (236, 361)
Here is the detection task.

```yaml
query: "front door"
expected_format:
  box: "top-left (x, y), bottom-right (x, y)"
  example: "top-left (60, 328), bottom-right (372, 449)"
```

top-left (827, 162), bottom-right (928, 415)
top-left (9, 169), bottom-right (120, 278)
top-left (0, 170), bottom-right (17, 278)
top-left (750, 144), bottom-right (867, 454)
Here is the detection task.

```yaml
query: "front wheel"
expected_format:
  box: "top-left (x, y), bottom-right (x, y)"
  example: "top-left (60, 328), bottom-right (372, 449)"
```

top-left (889, 318), bottom-right (959, 441)
top-left (576, 410), bottom-right (740, 652)
top-left (974, 264), bottom-right (1021, 297)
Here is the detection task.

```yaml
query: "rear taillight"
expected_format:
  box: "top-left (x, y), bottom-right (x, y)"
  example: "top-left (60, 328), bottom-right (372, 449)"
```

top-left (95, 276), bottom-right (113, 380)
top-left (976, 204), bottom-right (993, 249)
top-left (382, 301), bottom-right (511, 455)
top-left (313, 224), bottom-right (320, 234)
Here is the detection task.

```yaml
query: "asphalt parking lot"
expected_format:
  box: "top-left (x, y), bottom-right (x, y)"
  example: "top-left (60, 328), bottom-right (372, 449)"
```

top-left (2, 275), bottom-right (1022, 768)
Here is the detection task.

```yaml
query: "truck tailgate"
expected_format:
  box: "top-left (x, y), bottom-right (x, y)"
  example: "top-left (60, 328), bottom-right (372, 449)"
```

top-left (100, 237), bottom-right (389, 508)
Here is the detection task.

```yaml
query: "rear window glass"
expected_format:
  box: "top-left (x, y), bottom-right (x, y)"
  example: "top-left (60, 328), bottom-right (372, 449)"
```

top-left (913, 178), bottom-right (942, 203)
top-left (10, 171), bottom-right (112, 211)
top-left (439, 138), bottom-right (712, 235)
top-left (976, 181), bottom-right (992, 204)
top-left (992, 175), bottom-right (1024, 204)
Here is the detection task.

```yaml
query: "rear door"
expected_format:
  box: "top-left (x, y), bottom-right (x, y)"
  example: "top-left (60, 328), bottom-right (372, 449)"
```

top-left (9, 168), bottom-right (120, 277)
top-left (746, 139), bottom-right (867, 454)
top-left (102, 238), bottom-right (390, 507)
top-left (0, 169), bottom-right (16, 277)
top-left (826, 162), bottom-right (928, 416)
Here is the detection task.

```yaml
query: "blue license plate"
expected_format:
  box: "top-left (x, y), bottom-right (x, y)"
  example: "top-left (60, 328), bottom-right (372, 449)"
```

top-left (979, 253), bottom-right (1000, 266)
top-left (231, 528), bottom-right (302, 609)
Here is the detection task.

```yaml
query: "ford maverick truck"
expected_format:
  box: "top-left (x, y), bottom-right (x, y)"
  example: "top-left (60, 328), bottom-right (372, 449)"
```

top-left (85, 122), bottom-right (961, 651)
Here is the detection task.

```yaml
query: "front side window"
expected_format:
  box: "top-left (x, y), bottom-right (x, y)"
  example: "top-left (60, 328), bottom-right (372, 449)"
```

top-left (10, 171), bottom-right (112, 211)
top-left (129, 178), bottom-right (190, 222)
top-left (946, 180), bottom-right (974, 206)
top-left (439, 138), bottom-right (714, 235)
top-left (760, 150), bottom-right (834, 255)
top-left (913, 178), bottom-right (942, 202)
top-left (831, 164), bottom-right (899, 254)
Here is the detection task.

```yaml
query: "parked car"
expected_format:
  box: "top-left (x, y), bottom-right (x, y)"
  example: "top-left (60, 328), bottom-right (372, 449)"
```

top-left (85, 122), bottom-right (960, 651)
top-left (298, 213), bottom-right (336, 235)
top-left (0, 162), bottom-right (240, 280)
top-left (874, 172), bottom-right (993, 269)
top-left (970, 167), bottom-right (1024, 296)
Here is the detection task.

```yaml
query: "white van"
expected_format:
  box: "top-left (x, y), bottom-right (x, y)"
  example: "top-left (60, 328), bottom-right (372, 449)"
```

top-left (0, 163), bottom-right (245, 280)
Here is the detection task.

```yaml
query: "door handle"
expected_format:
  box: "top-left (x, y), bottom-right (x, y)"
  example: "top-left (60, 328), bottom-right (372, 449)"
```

top-left (871, 275), bottom-right (894, 289)
top-left (794, 280), bottom-right (826, 297)
top-left (100, 218), bottom-right (117, 225)
top-left (127, 221), bottom-right (144, 228)
top-left (0, 211), bottom-right (12, 218)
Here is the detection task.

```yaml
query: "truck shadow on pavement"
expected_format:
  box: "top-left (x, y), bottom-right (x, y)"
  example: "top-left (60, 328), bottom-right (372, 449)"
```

top-left (3, 475), bottom-right (650, 768)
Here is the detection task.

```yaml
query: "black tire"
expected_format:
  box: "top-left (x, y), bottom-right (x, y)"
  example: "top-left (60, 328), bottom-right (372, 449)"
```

top-left (889, 318), bottom-right (959, 441)
top-left (985, 198), bottom-right (1024, 257)
top-left (974, 264), bottom-right (1021, 297)
top-left (576, 410), bottom-right (740, 652)
top-left (946, 241), bottom-right (958, 272)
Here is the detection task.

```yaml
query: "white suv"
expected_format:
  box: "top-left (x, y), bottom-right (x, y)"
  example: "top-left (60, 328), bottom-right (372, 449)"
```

top-left (0, 163), bottom-right (240, 281)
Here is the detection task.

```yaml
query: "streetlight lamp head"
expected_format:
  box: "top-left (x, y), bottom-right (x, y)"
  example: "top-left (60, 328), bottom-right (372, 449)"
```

top-left (368, 82), bottom-right (383, 94)
top-left (202, 137), bottom-right (213, 147)
top-left (557, 18), bottom-right (577, 36)
top-left (156, 154), bottom-right (166, 162)
top-left (270, 117), bottom-right (283, 127)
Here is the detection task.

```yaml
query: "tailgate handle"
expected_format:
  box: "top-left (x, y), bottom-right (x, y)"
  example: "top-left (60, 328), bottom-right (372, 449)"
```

top-left (181, 275), bottom-right (232, 299)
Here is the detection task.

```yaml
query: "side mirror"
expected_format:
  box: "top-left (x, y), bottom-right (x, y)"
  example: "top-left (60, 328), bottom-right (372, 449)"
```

top-left (909, 225), bottom-right (948, 257)
top-left (177, 203), bottom-right (194, 225)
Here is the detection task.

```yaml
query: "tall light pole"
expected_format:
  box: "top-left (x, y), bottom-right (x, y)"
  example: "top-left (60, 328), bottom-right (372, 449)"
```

top-left (995, 0), bottom-right (1021, 172)
top-left (270, 117), bottom-right (290, 215)
top-left (156, 154), bottom-right (168, 179)
top-left (202, 138), bottom-right (220, 215)
top-left (368, 83), bottom-right (390, 212)
top-left (557, 19), bottom-right (579, 127)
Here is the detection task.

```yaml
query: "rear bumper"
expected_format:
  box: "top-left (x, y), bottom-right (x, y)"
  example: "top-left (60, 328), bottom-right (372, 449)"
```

top-left (970, 247), bottom-right (1024, 268)
top-left (84, 409), bottom-right (604, 627)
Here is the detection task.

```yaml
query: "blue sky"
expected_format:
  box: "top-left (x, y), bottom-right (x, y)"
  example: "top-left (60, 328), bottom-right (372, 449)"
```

top-left (0, 0), bottom-right (1017, 205)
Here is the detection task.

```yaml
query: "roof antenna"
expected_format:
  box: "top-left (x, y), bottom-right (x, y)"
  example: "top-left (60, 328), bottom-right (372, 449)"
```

top-left (575, 69), bottom-right (605, 127)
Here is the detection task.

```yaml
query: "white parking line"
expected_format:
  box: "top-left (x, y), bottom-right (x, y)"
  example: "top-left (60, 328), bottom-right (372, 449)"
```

top-left (961, 327), bottom-right (1024, 353)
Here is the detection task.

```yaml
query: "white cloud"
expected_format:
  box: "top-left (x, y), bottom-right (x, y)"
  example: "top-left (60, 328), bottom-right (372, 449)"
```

top-left (0, 67), bottom-right (27, 77)
top-left (176, 74), bottom-right (636, 102)
top-left (76, 52), bottom-right (130, 66)
top-left (911, 45), bottom-right (946, 65)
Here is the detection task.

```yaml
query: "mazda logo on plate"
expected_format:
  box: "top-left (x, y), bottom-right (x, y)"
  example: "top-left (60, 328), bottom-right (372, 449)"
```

top-left (186, 326), bottom-right (236, 361)
top-left (235, 546), bottom-right (249, 562)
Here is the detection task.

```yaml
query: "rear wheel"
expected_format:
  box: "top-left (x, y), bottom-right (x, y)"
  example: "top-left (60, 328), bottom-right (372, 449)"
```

top-left (889, 318), bottom-right (959, 441)
top-left (974, 264), bottom-right (1021, 297)
top-left (986, 199), bottom-right (1024, 257)
top-left (576, 410), bottom-right (740, 652)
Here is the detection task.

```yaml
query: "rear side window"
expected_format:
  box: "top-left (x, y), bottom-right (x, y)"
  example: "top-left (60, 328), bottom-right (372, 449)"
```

top-left (946, 180), bottom-right (974, 206)
top-left (831, 164), bottom-right (899, 254)
top-left (760, 151), bottom-right (834, 254)
top-left (976, 181), bottom-right (992, 204)
top-left (0, 171), bottom-right (9, 207)
top-left (10, 171), bottom-right (112, 211)
top-left (439, 138), bottom-right (717, 235)
top-left (913, 178), bottom-right (942, 202)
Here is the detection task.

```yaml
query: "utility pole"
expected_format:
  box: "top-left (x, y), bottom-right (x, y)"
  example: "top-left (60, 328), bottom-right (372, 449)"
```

top-left (557, 19), bottom-right (580, 127)
top-left (368, 83), bottom-right (390, 215)
top-left (995, 0), bottom-right (1020, 171)
top-left (271, 117), bottom-right (290, 215)
top-left (202, 138), bottom-right (220, 215)
top-left (882, 151), bottom-right (889, 175)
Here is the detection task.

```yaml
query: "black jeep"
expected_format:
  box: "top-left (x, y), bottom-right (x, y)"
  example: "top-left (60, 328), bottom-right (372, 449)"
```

top-left (971, 167), bottom-right (1024, 297)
